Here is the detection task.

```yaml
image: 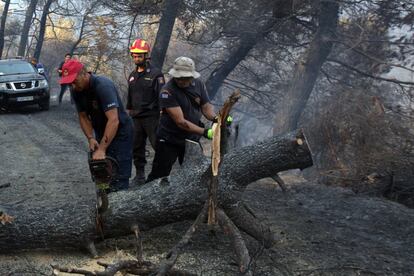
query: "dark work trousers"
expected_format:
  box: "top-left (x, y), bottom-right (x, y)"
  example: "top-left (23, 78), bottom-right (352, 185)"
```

top-left (59, 84), bottom-right (73, 104)
top-left (103, 117), bottom-right (134, 192)
top-left (132, 115), bottom-right (159, 178)
top-left (146, 139), bottom-right (185, 183)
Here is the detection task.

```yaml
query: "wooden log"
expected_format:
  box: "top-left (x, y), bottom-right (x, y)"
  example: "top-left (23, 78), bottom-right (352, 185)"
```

top-left (208, 90), bottom-right (240, 225)
top-left (0, 129), bottom-right (313, 252)
top-left (52, 261), bottom-right (198, 276)
top-left (272, 174), bottom-right (288, 192)
top-left (0, 199), bottom-right (96, 251)
top-left (0, 183), bottom-right (10, 189)
top-left (217, 208), bottom-right (252, 276)
top-left (131, 224), bottom-right (143, 263)
top-left (207, 175), bottom-right (218, 225)
top-left (226, 203), bottom-right (277, 249)
top-left (208, 120), bottom-right (221, 225)
top-left (97, 260), bottom-right (145, 276)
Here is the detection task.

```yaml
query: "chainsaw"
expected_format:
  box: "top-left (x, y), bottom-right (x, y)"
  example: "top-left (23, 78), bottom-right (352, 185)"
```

top-left (88, 151), bottom-right (119, 213)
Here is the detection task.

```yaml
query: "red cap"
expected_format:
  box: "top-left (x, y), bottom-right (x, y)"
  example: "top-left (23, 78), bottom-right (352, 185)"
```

top-left (59, 60), bottom-right (84, 84)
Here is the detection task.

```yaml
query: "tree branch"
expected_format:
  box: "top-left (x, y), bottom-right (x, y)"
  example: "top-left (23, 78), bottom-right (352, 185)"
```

top-left (217, 209), bottom-right (252, 276)
top-left (226, 203), bottom-right (278, 249)
top-left (155, 203), bottom-right (208, 276)
top-left (327, 58), bottom-right (414, 86)
top-left (0, 183), bottom-right (10, 189)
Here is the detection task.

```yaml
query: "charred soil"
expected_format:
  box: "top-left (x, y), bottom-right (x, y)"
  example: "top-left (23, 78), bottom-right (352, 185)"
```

top-left (0, 103), bottom-right (413, 275)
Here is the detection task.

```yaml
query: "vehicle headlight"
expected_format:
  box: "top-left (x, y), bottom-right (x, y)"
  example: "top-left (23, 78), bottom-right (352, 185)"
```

top-left (39, 79), bottom-right (48, 88)
top-left (0, 83), bottom-right (7, 90)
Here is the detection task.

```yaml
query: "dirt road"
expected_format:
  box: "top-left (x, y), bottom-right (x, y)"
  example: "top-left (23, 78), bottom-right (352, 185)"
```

top-left (0, 102), bottom-right (413, 275)
top-left (0, 103), bottom-right (94, 204)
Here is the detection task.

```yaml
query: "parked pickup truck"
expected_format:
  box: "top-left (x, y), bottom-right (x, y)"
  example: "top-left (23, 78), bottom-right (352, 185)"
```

top-left (0, 58), bottom-right (50, 111)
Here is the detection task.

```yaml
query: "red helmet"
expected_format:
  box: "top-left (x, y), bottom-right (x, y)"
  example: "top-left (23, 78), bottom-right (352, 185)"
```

top-left (130, 39), bottom-right (150, 54)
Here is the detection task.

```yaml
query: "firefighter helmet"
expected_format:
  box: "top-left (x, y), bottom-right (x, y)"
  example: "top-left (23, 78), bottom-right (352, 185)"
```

top-left (130, 39), bottom-right (150, 54)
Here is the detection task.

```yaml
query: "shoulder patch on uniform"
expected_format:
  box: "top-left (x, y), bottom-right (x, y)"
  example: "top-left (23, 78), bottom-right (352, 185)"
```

top-left (160, 89), bottom-right (171, 99)
top-left (129, 76), bottom-right (135, 82)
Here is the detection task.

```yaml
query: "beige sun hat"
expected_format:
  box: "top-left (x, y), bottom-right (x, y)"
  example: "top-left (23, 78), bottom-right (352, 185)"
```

top-left (168, 56), bottom-right (200, 79)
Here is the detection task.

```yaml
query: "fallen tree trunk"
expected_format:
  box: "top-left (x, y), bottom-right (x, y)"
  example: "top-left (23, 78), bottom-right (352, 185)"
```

top-left (0, 129), bottom-right (312, 252)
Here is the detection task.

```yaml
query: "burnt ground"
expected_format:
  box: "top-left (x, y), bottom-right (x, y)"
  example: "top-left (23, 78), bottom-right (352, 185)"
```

top-left (0, 97), bottom-right (413, 276)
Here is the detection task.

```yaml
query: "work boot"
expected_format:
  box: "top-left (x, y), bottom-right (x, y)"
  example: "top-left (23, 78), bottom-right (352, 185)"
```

top-left (109, 178), bottom-right (129, 193)
top-left (131, 169), bottom-right (145, 186)
top-left (159, 176), bottom-right (170, 186)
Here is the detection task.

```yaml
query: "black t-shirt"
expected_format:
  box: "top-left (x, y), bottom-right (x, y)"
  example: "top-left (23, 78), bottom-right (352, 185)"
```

top-left (73, 74), bottom-right (130, 140)
top-left (126, 63), bottom-right (164, 118)
top-left (157, 78), bottom-right (210, 144)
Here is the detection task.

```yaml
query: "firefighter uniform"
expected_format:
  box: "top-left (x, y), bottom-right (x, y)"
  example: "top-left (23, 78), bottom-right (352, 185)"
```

top-left (127, 63), bottom-right (164, 184)
top-left (146, 77), bottom-right (210, 183)
top-left (73, 74), bottom-right (133, 192)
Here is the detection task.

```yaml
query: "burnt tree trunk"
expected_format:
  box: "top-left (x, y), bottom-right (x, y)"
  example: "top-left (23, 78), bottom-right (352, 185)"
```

top-left (17, 0), bottom-right (38, 57)
top-left (69, 15), bottom-right (87, 56)
top-left (33, 0), bottom-right (55, 60)
top-left (0, 0), bottom-right (11, 59)
top-left (0, 130), bottom-right (312, 252)
top-left (205, 0), bottom-right (299, 100)
top-left (205, 19), bottom-right (275, 100)
top-left (69, 2), bottom-right (99, 56)
top-left (273, 0), bottom-right (339, 135)
top-left (150, 0), bottom-right (182, 70)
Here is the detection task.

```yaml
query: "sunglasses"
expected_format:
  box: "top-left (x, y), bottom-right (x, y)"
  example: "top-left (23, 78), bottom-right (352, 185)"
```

top-left (175, 77), bottom-right (193, 81)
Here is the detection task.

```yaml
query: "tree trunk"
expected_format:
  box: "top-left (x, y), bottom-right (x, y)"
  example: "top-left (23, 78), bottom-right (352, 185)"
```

top-left (205, 0), bottom-right (299, 100)
top-left (127, 13), bottom-right (139, 49)
top-left (33, 0), bottom-right (54, 60)
top-left (150, 0), bottom-right (182, 70)
top-left (69, 15), bottom-right (87, 56)
top-left (273, 0), bottom-right (339, 135)
top-left (69, 2), bottom-right (99, 56)
top-left (205, 21), bottom-right (275, 101)
top-left (0, 130), bottom-right (312, 252)
top-left (17, 0), bottom-right (39, 57)
top-left (0, 0), bottom-right (11, 59)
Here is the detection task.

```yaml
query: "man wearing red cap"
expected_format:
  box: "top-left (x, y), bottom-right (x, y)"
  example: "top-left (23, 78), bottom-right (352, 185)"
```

top-left (60, 60), bottom-right (133, 192)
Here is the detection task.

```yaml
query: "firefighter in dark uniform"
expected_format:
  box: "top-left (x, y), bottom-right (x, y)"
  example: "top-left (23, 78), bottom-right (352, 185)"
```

top-left (127, 39), bottom-right (165, 185)
top-left (60, 59), bottom-right (133, 192)
top-left (146, 57), bottom-right (216, 183)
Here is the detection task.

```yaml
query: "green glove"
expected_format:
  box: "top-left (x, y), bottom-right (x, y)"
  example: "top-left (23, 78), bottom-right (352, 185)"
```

top-left (203, 128), bottom-right (214, 140)
top-left (225, 115), bottom-right (233, 126)
top-left (212, 115), bottom-right (233, 125)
